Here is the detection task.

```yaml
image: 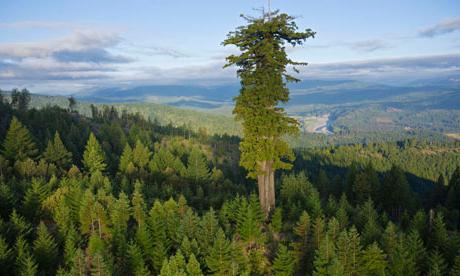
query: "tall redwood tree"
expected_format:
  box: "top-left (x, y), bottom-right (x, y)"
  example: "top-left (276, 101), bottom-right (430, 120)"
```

top-left (223, 11), bottom-right (315, 215)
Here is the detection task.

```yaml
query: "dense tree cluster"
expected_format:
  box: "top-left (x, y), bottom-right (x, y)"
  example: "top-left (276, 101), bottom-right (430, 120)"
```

top-left (1, 92), bottom-right (460, 275)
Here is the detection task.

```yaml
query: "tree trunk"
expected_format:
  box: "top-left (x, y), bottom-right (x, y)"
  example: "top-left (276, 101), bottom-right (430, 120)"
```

top-left (257, 160), bottom-right (275, 216)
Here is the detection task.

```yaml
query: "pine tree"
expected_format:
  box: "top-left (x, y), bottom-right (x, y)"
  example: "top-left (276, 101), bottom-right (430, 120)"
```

top-left (223, 11), bottom-right (315, 215)
top-left (33, 222), bottom-right (58, 275)
top-left (132, 181), bottom-right (147, 227)
top-left (127, 242), bottom-right (150, 276)
top-left (359, 243), bottom-right (387, 276)
top-left (11, 88), bottom-right (30, 111)
top-left (149, 201), bottom-right (170, 272)
top-left (132, 140), bottom-right (151, 170)
top-left (450, 254), bottom-right (460, 276)
top-left (82, 132), bottom-right (106, 174)
top-left (447, 167), bottom-right (460, 210)
top-left (0, 236), bottom-right (13, 275)
top-left (381, 165), bottom-right (413, 219)
top-left (15, 237), bottom-right (38, 276)
top-left (2, 117), bottom-right (38, 161)
top-left (405, 230), bottom-right (427, 275)
top-left (186, 253), bottom-right (203, 276)
top-left (236, 194), bottom-right (265, 244)
top-left (313, 236), bottom-right (336, 276)
top-left (293, 211), bottom-right (311, 272)
top-left (206, 229), bottom-right (236, 275)
top-left (43, 132), bottom-right (72, 170)
top-left (119, 143), bottom-right (134, 175)
top-left (273, 245), bottom-right (295, 276)
top-left (186, 147), bottom-right (210, 183)
top-left (270, 207), bottom-right (283, 233)
top-left (160, 251), bottom-right (187, 276)
top-left (428, 250), bottom-right (447, 276)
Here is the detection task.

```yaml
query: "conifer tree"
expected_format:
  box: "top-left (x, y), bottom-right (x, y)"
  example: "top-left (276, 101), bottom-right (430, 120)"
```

top-left (450, 254), bottom-right (460, 276)
top-left (33, 222), bottom-right (58, 275)
top-left (186, 253), bottom-right (203, 276)
top-left (15, 237), bottom-right (38, 276)
top-left (186, 147), bottom-right (210, 183)
top-left (198, 208), bottom-right (219, 256)
top-left (132, 181), bottom-right (147, 227)
top-left (236, 194), bottom-right (265, 244)
top-left (313, 236), bottom-right (336, 276)
top-left (359, 243), bottom-right (387, 275)
top-left (132, 140), bottom-right (151, 170)
top-left (293, 211), bottom-right (311, 272)
top-left (447, 167), bottom-right (460, 210)
top-left (82, 132), bottom-right (106, 174)
top-left (2, 117), bottom-right (38, 161)
top-left (223, 10), bottom-right (315, 215)
top-left (149, 201), bottom-right (170, 272)
top-left (0, 236), bottom-right (13, 275)
top-left (405, 230), bottom-right (427, 274)
top-left (273, 245), bottom-right (295, 276)
top-left (11, 88), bottom-right (31, 111)
top-left (119, 143), bottom-right (135, 175)
top-left (43, 132), bottom-right (72, 170)
top-left (206, 228), bottom-right (236, 275)
top-left (127, 242), bottom-right (150, 276)
top-left (428, 250), bottom-right (447, 276)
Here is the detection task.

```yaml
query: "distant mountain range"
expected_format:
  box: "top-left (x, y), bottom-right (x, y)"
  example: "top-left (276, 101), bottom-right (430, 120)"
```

top-left (75, 78), bottom-right (460, 112)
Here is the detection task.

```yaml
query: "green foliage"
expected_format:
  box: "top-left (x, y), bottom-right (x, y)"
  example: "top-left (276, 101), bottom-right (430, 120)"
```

top-left (186, 147), bottom-right (210, 183)
top-left (273, 245), bottom-right (295, 276)
top-left (82, 132), bottom-right (106, 174)
top-left (186, 253), bottom-right (203, 276)
top-left (33, 222), bottom-right (58, 274)
top-left (236, 194), bottom-right (264, 244)
top-left (43, 132), bottom-right (72, 170)
top-left (2, 77), bottom-right (460, 276)
top-left (206, 229), bottom-right (240, 275)
top-left (2, 117), bottom-right (38, 161)
top-left (359, 243), bottom-right (387, 275)
top-left (223, 12), bottom-right (314, 178)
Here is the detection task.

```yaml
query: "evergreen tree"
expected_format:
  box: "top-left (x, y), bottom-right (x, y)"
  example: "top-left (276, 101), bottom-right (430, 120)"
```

top-left (273, 245), bottom-right (295, 276)
top-left (132, 140), bottom-right (151, 170)
top-left (293, 211), bottom-right (311, 272)
top-left (186, 147), bottom-right (210, 183)
top-left (0, 236), bottom-right (13, 275)
top-left (236, 194), bottom-right (265, 244)
top-left (118, 144), bottom-right (135, 175)
top-left (359, 243), bottom-right (387, 276)
top-left (11, 88), bottom-right (31, 111)
top-left (82, 132), bottom-right (106, 174)
top-left (223, 10), bottom-right (315, 215)
top-left (2, 117), bottom-right (38, 161)
top-left (186, 253), bottom-right (203, 276)
top-left (206, 229), bottom-right (237, 275)
top-left (381, 165), bottom-right (413, 219)
top-left (43, 132), bottom-right (72, 170)
top-left (450, 254), bottom-right (460, 276)
top-left (33, 222), bottom-right (58, 275)
top-left (15, 237), bottom-right (38, 276)
top-left (447, 167), bottom-right (460, 210)
top-left (428, 250), bottom-right (447, 276)
top-left (127, 242), bottom-right (150, 276)
top-left (313, 236), bottom-right (336, 276)
top-left (405, 230), bottom-right (427, 275)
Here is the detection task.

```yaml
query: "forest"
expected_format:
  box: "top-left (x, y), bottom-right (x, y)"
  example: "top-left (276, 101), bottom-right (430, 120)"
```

top-left (1, 81), bottom-right (460, 276)
top-left (1, 5), bottom-right (460, 276)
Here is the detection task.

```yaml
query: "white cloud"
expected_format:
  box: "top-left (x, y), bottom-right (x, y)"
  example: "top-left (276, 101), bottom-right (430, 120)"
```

top-left (419, 18), bottom-right (460, 38)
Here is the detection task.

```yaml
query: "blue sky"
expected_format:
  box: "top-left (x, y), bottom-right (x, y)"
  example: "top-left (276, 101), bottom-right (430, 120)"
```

top-left (0, 0), bottom-right (459, 94)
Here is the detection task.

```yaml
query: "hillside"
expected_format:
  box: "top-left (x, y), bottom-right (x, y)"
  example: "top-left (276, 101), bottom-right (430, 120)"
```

top-left (1, 93), bottom-right (460, 275)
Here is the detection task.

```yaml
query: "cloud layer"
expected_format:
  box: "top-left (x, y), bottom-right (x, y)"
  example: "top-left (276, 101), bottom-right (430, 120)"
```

top-left (419, 18), bottom-right (460, 37)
